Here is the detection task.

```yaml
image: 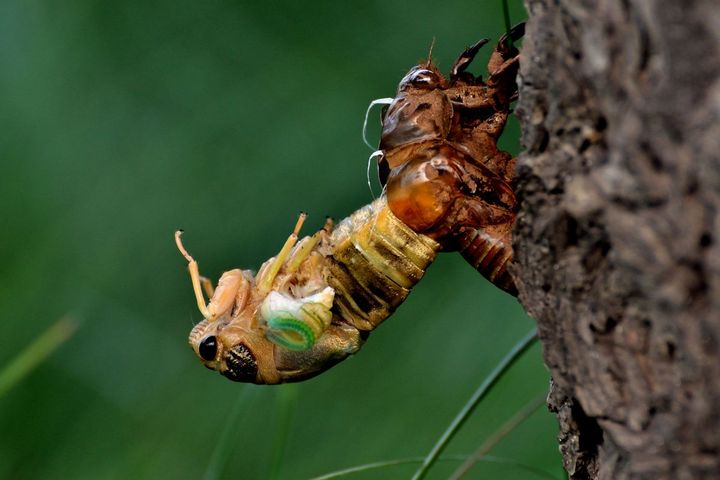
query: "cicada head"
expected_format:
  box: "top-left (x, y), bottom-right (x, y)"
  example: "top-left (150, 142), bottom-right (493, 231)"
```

top-left (179, 226), bottom-right (362, 385)
top-left (397, 65), bottom-right (444, 92)
top-left (188, 317), bottom-right (266, 383)
top-left (377, 63), bottom-right (452, 183)
top-left (187, 292), bottom-right (360, 385)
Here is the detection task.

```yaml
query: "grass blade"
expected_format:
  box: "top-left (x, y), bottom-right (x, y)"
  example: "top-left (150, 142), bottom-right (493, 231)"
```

top-left (0, 315), bottom-right (78, 399)
top-left (309, 454), bottom-right (558, 480)
top-left (410, 328), bottom-right (539, 480)
top-left (267, 384), bottom-right (299, 480)
top-left (448, 392), bottom-right (547, 479)
top-left (204, 387), bottom-right (253, 480)
top-left (501, 0), bottom-right (514, 49)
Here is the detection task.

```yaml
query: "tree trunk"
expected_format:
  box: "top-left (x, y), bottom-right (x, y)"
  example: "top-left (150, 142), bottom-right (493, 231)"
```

top-left (513, 1), bottom-right (720, 478)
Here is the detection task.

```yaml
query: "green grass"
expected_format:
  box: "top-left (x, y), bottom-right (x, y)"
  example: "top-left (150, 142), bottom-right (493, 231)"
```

top-left (0, 316), bottom-right (78, 399)
top-left (410, 329), bottom-right (539, 480)
top-left (0, 0), bottom-right (563, 479)
top-left (309, 455), bottom-right (558, 480)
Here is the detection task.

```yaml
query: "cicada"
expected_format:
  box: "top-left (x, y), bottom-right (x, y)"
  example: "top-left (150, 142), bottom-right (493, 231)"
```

top-left (176, 27), bottom-right (523, 384)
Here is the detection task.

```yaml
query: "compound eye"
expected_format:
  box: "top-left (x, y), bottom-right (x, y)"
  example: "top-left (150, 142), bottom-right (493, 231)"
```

top-left (400, 67), bottom-right (439, 91)
top-left (411, 69), bottom-right (434, 84)
top-left (199, 335), bottom-right (218, 361)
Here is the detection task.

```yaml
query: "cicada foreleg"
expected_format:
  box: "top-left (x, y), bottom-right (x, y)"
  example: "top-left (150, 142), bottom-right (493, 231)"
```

top-left (175, 230), bottom-right (249, 321)
top-left (450, 37), bottom-right (490, 82)
top-left (175, 230), bottom-right (212, 319)
top-left (256, 212), bottom-right (306, 295)
top-left (487, 22), bottom-right (525, 92)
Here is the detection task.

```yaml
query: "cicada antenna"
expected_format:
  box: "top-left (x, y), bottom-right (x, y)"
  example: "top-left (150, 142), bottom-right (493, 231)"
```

top-left (362, 98), bottom-right (394, 150)
top-left (425, 36), bottom-right (436, 67)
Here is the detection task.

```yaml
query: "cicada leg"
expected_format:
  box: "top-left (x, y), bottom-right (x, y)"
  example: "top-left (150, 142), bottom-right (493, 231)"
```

top-left (176, 230), bottom-right (248, 321)
top-left (285, 216), bottom-right (334, 273)
top-left (256, 212), bottom-right (307, 295)
top-left (487, 22), bottom-right (524, 88)
top-left (175, 230), bottom-right (212, 319)
top-left (450, 37), bottom-right (489, 82)
top-left (258, 216), bottom-right (337, 351)
top-left (199, 276), bottom-right (215, 298)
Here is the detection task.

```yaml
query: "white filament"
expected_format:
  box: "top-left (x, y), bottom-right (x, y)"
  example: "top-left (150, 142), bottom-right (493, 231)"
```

top-left (362, 97), bottom-right (394, 150)
top-left (366, 150), bottom-right (384, 199)
top-left (369, 182), bottom-right (389, 238)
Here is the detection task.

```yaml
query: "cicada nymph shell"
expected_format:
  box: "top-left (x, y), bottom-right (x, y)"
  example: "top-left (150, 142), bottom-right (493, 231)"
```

top-left (375, 25), bottom-right (524, 294)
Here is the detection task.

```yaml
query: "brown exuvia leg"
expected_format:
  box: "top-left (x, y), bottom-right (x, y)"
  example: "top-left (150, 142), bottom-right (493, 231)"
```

top-left (450, 37), bottom-right (490, 82)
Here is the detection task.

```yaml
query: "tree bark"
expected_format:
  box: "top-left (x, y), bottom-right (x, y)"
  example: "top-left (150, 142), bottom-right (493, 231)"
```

top-left (513, 1), bottom-right (720, 479)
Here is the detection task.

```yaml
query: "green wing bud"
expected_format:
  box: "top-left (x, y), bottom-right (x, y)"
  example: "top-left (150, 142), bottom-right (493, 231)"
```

top-left (260, 287), bottom-right (335, 350)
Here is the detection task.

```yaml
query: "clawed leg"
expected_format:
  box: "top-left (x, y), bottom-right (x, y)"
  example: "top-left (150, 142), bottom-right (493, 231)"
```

top-left (446, 25), bottom-right (524, 109)
top-left (496, 22), bottom-right (525, 58)
top-left (450, 37), bottom-right (489, 82)
top-left (488, 22), bottom-right (525, 87)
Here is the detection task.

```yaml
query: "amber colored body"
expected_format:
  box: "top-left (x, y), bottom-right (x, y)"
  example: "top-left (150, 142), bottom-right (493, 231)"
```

top-left (378, 28), bottom-right (523, 294)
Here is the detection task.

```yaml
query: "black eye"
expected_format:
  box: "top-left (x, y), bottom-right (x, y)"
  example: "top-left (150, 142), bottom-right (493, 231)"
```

top-left (199, 336), bottom-right (218, 361)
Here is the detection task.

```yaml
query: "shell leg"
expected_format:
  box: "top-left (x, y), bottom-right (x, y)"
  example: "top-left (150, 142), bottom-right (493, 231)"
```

top-left (450, 37), bottom-right (489, 82)
top-left (487, 22), bottom-right (525, 88)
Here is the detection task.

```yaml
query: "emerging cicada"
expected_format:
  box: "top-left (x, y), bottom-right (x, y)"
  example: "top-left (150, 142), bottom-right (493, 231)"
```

top-left (176, 28), bottom-right (522, 384)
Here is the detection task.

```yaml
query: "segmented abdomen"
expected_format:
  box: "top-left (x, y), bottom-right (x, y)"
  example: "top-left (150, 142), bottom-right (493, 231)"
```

top-left (325, 197), bottom-right (440, 332)
top-left (459, 228), bottom-right (516, 295)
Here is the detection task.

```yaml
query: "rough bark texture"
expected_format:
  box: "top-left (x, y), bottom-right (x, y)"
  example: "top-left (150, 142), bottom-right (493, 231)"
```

top-left (513, 1), bottom-right (720, 479)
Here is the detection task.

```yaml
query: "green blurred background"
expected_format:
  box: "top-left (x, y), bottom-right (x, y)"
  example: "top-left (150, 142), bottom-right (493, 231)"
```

top-left (0, 0), bottom-right (562, 479)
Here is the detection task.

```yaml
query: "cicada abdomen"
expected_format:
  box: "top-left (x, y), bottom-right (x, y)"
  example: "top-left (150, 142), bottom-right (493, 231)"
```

top-left (458, 225), bottom-right (514, 294)
top-left (326, 197), bottom-right (439, 332)
top-left (177, 196), bottom-right (439, 384)
top-left (374, 25), bottom-right (524, 295)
